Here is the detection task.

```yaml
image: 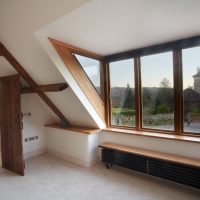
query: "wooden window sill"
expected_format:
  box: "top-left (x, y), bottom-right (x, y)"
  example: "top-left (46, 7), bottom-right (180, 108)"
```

top-left (103, 127), bottom-right (200, 144)
top-left (45, 123), bottom-right (101, 135)
top-left (99, 142), bottom-right (200, 167)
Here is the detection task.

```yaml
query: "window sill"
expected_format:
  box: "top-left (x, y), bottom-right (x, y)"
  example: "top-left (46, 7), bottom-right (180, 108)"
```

top-left (103, 127), bottom-right (200, 144)
top-left (45, 123), bottom-right (101, 134)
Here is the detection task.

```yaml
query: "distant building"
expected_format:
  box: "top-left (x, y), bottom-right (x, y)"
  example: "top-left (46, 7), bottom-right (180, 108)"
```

top-left (193, 67), bottom-right (200, 94)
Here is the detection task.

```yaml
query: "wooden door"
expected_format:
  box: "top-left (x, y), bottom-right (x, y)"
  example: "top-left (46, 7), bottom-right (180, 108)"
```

top-left (0, 75), bottom-right (24, 175)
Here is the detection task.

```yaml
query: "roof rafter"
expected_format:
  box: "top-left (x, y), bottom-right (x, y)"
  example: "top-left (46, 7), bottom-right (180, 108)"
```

top-left (0, 41), bottom-right (70, 125)
top-left (21, 83), bottom-right (68, 94)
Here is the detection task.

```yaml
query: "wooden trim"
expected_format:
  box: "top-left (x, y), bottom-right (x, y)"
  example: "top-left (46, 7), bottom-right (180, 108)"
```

top-left (134, 57), bottom-right (141, 130)
top-left (99, 142), bottom-right (200, 167)
top-left (49, 38), bottom-right (103, 61)
top-left (100, 61), bottom-right (105, 101)
top-left (45, 123), bottom-right (100, 134)
top-left (0, 42), bottom-right (70, 124)
top-left (107, 62), bottom-right (112, 126)
top-left (49, 38), bottom-right (105, 122)
top-left (102, 62), bottom-right (109, 125)
top-left (103, 128), bottom-right (200, 144)
top-left (21, 83), bottom-right (68, 94)
top-left (73, 54), bottom-right (101, 96)
top-left (173, 49), bottom-right (183, 134)
top-left (104, 35), bottom-right (200, 62)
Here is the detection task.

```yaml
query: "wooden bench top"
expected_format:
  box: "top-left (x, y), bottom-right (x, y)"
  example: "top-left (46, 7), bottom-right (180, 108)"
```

top-left (45, 123), bottom-right (101, 134)
top-left (98, 142), bottom-right (200, 168)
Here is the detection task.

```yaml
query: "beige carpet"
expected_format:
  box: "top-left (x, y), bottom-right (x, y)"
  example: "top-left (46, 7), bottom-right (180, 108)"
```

top-left (0, 154), bottom-right (199, 200)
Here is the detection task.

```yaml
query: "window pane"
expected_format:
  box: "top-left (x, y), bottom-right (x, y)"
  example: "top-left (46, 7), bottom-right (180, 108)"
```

top-left (141, 52), bottom-right (174, 131)
top-left (109, 59), bottom-right (135, 127)
top-left (74, 54), bottom-right (101, 95)
top-left (182, 47), bottom-right (200, 134)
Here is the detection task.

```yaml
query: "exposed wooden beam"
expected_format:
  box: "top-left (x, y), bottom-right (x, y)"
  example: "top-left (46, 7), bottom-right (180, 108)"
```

top-left (0, 49), bottom-right (2, 56)
top-left (49, 38), bottom-right (105, 122)
top-left (49, 38), bottom-right (103, 61)
top-left (21, 83), bottom-right (68, 94)
top-left (0, 41), bottom-right (70, 125)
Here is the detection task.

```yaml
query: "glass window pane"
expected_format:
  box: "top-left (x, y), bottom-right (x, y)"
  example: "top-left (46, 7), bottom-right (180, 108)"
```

top-left (109, 59), bottom-right (135, 127)
top-left (74, 54), bottom-right (101, 95)
top-left (141, 52), bottom-right (174, 131)
top-left (182, 47), bottom-right (200, 134)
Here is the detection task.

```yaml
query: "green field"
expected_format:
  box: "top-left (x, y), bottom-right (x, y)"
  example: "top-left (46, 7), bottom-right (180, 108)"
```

top-left (112, 108), bottom-right (135, 116)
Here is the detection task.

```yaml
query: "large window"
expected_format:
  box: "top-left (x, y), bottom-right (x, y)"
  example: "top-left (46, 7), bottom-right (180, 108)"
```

top-left (106, 36), bottom-right (200, 137)
top-left (74, 54), bottom-right (101, 96)
top-left (140, 52), bottom-right (174, 131)
top-left (109, 59), bottom-right (135, 127)
top-left (182, 47), bottom-right (200, 134)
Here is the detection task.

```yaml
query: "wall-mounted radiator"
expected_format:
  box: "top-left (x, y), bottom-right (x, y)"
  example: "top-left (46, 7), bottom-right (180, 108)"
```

top-left (99, 145), bottom-right (200, 190)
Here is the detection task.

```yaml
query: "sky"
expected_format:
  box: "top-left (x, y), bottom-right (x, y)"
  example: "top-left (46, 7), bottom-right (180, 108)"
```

top-left (110, 59), bottom-right (134, 88)
top-left (75, 47), bottom-right (200, 90)
top-left (75, 54), bottom-right (100, 87)
top-left (109, 47), bottom-right (200, 89)
top-left (182, 46), bottom-right (200, 89)
top-left (141, 52), bottom-right (173, 88)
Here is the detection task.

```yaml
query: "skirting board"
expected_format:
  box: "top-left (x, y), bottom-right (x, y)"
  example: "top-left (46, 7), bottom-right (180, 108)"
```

top-left (46, 148), bottom-right (99, 167)
top-left (24, 147), bottom-right (46, 160)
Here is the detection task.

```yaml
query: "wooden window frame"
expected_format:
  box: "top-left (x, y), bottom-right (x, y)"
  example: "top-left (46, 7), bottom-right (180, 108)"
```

top-left (73, 54), bottom-right (103, 99)
top-left (104, 35), bottom-right (200, 137)
top-left (107, 58), bottom-right (137, 130)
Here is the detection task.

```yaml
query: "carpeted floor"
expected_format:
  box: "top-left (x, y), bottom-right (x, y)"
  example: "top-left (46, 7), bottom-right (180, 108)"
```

top-left (0, 154), bottom-right (199, 200)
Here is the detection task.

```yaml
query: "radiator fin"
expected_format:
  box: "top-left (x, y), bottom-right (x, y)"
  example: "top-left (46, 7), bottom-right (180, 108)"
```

top-left (100, 148), bottom-right (200, 190)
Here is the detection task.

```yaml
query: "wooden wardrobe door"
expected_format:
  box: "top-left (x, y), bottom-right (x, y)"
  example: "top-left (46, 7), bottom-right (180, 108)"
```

top-left (0, 75), bottom-right (24, 175)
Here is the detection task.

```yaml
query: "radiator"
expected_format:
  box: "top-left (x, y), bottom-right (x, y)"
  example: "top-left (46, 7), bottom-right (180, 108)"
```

top-left (100, 148), bottom-right (200, 190)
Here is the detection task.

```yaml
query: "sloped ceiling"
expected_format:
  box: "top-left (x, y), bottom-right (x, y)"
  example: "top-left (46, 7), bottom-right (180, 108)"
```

top-left (0, 0), bottom-right (90, 84)
top-left (0, 0), bottom-right (100, 128)
top-left (1, 0), bottom-right (200, 128)
top-left (39, 0), bottom-right (200, 55)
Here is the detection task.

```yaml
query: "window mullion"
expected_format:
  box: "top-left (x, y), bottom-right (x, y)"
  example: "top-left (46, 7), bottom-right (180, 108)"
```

top-left (134, 57), bottom-right (142, 131)
top-left (173, 49), bottom-right (183, 134)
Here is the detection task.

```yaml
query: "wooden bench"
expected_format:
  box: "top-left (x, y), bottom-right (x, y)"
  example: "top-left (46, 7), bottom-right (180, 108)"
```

top-left (187, 112), bottom-right (200, 125)
top-left (98, 142), bottom-right (200, 190)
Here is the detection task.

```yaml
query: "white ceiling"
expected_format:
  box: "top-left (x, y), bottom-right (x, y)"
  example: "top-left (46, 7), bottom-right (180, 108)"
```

top-left (39, 0), bottom-right (200, 55)
top-left (1, 0), bottom-right (200, 126)
top-left (0, 0), bottom-right (99, 126)
top-left (0, 0), bottom-right (90, 84)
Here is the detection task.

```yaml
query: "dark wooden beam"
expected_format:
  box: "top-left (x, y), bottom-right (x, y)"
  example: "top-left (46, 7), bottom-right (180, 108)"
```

top-left (0, 75), bottom-right (24, 176)
top-left (0, 47), bottom-right (3, 56)
top-left (21, 83), bottom-right (68, 94)
top-left (0, 41), bottom-right (70, 125)
top-left (104, 35), bottom-right (200, 62)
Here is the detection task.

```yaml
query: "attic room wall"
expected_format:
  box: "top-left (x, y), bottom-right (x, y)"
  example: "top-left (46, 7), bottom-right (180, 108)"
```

top-left (21, 94), bottom-right (56, 159)
top-left (45, 128), bottom-right (200, 168)
top-left (100, 131), bottom-right (200, 160)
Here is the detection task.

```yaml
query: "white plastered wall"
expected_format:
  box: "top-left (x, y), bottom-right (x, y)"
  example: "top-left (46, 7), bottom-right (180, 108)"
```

top-left (35, 33), bottom-right (106, 129)
top-left (46, 127), bottom-right (100, 167)
top-left (44, 128), bottom-right (200, 168)
top-left (21, 94), bottom-right (56, 160)
top-left (100, 131), bottom-right (200, 160)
